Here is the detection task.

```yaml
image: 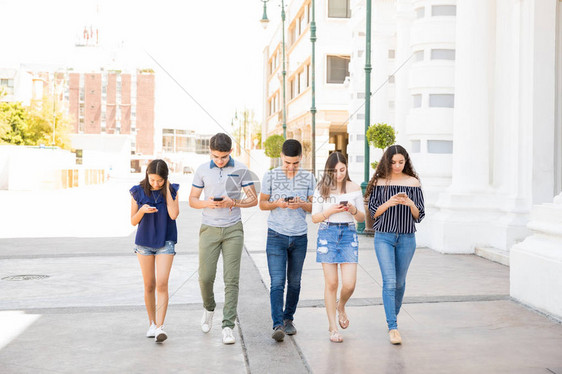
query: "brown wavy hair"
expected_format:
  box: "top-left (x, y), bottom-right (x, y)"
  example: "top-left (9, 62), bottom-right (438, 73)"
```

top-left (364, 145), bottom-right (419, 198)
top-left (318, 152), bottom-right (351, 198)
top-left (140, 159), bottom-right (169, 200)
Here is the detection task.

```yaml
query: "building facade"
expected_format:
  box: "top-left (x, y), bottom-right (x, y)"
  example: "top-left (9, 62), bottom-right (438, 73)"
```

top-left (262, 0), bottom-right (353, 173)
top-left (66, 70), bottom-right (155, 156)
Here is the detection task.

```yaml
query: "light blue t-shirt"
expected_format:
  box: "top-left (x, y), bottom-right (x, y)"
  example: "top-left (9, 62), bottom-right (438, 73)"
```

top-left (262, 167), bottom-right (316, 236)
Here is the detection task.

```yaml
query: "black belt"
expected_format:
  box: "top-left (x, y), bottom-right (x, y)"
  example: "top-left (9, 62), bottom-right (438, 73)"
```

top-left (325, 222), bottom-right (354, 226)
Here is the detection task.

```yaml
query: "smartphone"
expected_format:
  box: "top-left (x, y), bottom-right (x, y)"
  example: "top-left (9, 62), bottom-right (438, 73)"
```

top-left (340, 200), bottom-right (348, 206)
top-left (284, 196), bottom-right (294, 202)
top-left (213, 197), bottom-right (224, 201)
top-left (396, 192), bottom-right (407, 198)
top-left (147, 206), bottom-right (157, 210)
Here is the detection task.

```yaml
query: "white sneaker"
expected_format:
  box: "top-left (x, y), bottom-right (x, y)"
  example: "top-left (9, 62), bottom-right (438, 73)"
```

top-left (154, 326), bottom-right (167, 343)
top-left (222, 327), bottom-right (235, 344)
top-left (146, 322), bottom-right (157, 338)
top-left (201, 309), bottom-right (214, 333)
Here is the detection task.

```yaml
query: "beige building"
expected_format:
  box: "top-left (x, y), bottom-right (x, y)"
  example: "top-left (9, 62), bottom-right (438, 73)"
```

top-left (262, 0), bottom-right (353, 172)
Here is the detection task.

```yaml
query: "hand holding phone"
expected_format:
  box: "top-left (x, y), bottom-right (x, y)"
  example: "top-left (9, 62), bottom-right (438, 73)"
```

top-left (213, 197), bottom-right (224, 201)
top-left (340, 200), bottom-right (348, 206)
top-left (396, 192), bottom-right (407, 198)
top-left (284, 196), bottom-right (294, 202)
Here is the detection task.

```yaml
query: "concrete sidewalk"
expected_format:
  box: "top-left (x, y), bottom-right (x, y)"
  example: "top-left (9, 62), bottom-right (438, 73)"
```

top-left (241, 208), bottom-right (562, 374)
top-left (0, 187), bottom-right (562, 373)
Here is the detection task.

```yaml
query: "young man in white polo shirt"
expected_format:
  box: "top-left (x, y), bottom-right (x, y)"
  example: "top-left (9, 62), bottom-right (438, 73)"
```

top-left (189, 133), bottom-right (257, 344)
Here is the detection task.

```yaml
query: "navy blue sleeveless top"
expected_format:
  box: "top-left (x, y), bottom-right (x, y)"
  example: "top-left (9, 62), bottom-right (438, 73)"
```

top-left (130, 183), bottom-right (179, 248)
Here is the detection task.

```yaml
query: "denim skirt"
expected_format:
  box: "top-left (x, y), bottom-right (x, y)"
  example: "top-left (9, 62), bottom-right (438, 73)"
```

top-left (316, 222), bottom-right (359, 263)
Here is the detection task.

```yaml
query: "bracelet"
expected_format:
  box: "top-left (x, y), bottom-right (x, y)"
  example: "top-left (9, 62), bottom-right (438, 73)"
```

top-left (321, 212), bottom-right (328, 220)
top-left (351, 208), bottom-right (358, 216)
top-left (232, 200), bottom-right (237, 208)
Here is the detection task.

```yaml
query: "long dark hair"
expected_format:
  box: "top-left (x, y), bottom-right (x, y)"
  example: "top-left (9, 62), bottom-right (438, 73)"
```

top-left (140, 159), bottom-right (169, 200)
top-left (365, 145), bottom-right (419, 198)
top-left (318, 152), bottom-right (351, 198)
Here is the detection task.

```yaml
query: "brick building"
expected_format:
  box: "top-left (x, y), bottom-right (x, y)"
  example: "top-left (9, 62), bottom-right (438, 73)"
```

top-left (66, 70), bottom-right (155, 155)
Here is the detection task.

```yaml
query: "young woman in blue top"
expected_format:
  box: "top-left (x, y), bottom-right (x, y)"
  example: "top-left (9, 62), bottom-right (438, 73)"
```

top-left (366, 145), bottom-right (425, 345)
top-left (130, 159), bottom-right (180, 343)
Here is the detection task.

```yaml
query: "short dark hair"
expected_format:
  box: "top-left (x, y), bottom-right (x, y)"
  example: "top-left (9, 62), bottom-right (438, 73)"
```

top-left (210, 133), bottom-right (232, 152)
top-left (281, 139), bottom-right (302, 157)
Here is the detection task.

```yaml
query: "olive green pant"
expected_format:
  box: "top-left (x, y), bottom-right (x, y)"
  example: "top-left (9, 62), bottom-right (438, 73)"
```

top-left (198, 221), bottom-right (244, 329)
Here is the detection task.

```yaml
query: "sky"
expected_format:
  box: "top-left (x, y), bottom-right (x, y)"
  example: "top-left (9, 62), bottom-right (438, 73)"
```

top-left (0, 0), bottom-right (271, 135)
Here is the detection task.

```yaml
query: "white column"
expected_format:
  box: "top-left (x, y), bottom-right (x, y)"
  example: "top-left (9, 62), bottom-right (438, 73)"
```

top-left (511, 193), bottom-right (562, 320)
top-left (371, 34), bottom-right (390, 126)
top-left (492, 0), bottom-right (519, 196)
top-left (450, 0), bottom-right (495, 192)
top-left (529, 0), bottom-right (556, 204)
top-left (395, 0), bottom-right (413, 147)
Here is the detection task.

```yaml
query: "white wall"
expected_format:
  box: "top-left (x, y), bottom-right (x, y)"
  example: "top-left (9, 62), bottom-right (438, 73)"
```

top-left (70, 134), bottom-right (131, 177)
top-left (0, 145), bottom-right (75, 190)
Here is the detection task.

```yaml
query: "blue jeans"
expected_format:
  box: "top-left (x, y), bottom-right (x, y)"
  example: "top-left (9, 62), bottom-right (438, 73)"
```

top-left (374, 232), bottom-right (416, 330)
top-left (266, 228), bottom-right (308, 329)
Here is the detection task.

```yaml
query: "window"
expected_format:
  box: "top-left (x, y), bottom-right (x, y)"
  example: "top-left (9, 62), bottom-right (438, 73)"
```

top-left (428, 140), bottom-right (453, 154)
top-left (356, 155), bottom-right (364, 162)
top-left (388, 75), bottom-right (395, 84)
top-left (328, 0), bottom-right (351, 18)
top-left (415, 7), bottom-right (425, 18)
top-left (429, 94), bottom-right (455, 108)
top-left (162, 135), bottom-right (174, 152)
top-left (299, 71), bottom-right (306, 93)
top-left (414, 50), bottom-right (424, 62)
top-left (290, 25), bottom-right (297, 45)
top-left (431, 49), bottom-right (456, 60)
top-left (411, 140), bottom-right (421, 153)
top-left (388, 49), bottom-right (396, 59)
top-left (412, 94), bottom-right (422, 108)
top-left (0, 79), bottom-right (14, 95)
top-left (196, 137), bottom-right (211, 154)
top-left (306, 64), bottom-right (310, 87)
top-left (290, 79), bottom-right (297, 99)
top-left (176, 136), bottom-right (188, 152)
top-left (299, 13), bottom-right (305, 35)
top-left (307, 2), bottom-right (311, 23)
top-left (432, 5), bottom-right (456, 16)
top-left (327, 55), bottom-right (350, 83)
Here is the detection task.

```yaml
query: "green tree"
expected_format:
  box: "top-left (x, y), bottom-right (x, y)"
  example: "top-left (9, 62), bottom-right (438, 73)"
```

top-left (0, 102), bottom-right (28, 145)
top-left (366, 122), bottom-right (396, 169)
top-left (0, 95), bottom-right (71, 148)
top-left (264, 134), bottom-right (284, 158)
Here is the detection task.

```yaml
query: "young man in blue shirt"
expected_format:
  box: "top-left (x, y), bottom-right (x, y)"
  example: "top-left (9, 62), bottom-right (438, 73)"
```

top-left (259, 139), bottom-right (316, 342)
top-left (189, 133), bottom-right (257, 344)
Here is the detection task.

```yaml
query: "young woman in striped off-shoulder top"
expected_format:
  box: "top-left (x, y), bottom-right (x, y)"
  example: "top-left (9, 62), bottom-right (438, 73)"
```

top-left (366, 145), bottom-right (425, 345)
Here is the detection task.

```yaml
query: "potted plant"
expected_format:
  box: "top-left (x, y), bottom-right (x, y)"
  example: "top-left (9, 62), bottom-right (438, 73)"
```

top-left (363, 123), bottom-right (396, 234)
top-left (264, 134), bottom-right (285, 169)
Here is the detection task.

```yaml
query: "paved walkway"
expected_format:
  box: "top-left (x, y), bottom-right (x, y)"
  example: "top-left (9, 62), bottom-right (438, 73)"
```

top-left (0, 178), bottom-right (561, 373)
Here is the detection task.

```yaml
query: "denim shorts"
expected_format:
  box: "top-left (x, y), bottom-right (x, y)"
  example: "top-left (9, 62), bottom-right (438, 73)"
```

top-left (134, 240), bottom-right (176, 256)
top-left (316, 222), bottom-right (359, 263)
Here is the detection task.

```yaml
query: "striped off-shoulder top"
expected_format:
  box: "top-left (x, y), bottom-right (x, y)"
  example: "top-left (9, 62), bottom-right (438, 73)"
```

top-left (367, 185), bottom-right (425, 233)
